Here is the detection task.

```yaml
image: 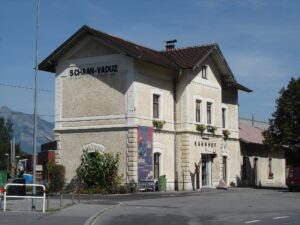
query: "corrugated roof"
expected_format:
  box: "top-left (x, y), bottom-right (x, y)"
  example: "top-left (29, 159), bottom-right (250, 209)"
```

top-left (239, 122), bottom-right (265, 145)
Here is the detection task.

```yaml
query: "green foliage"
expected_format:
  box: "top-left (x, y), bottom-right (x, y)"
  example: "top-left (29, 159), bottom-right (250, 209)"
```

top-left (152, 120), bottom-right (165, 129)
top-left (76, 151), bottom-right (120, 193)
top-left (196, 124), bottom-right (206, 133)
top-left (0, 117), bottom-right (13, 170)
top-left (222, 129), bottom-right (230, 138)
top-left (47, 162), bottom-right (66, 192)
top-left (263, 77), bottom-right (300, 164)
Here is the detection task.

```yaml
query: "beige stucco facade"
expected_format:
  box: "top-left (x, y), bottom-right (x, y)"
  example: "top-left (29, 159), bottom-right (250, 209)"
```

top-left (41, 27), bottom-right (250, 191)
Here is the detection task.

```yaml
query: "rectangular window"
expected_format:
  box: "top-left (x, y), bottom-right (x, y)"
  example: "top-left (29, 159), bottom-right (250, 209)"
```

top-left (268, 158), bottom-right (274, 179)
top-left (202, 65), bottom-right (207, 79)
top-left (207, 102), bottom-right (212, 125)
top-left (222, 108), bottom-right (226, 128)
top-left (195, 99), bottom-right (201, 122)
top-left (153, 94), bottom-right (160, 119)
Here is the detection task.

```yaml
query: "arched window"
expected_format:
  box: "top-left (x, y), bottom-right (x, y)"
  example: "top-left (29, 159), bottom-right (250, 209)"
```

top-left (153, 142), bottom-right (164, 180)
top-left (81, 142), bottom-right (105, 155)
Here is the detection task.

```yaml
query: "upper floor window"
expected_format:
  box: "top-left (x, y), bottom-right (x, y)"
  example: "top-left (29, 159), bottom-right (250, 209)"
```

top-left (201, 65), bottom-right (207, 79)
top-left (222, 108), bottom-right (226, 128)
top-left (195, 99), bottom-right (201, 123)
top-left (207, 102), bottom-right (213, 124)
top-left (153, 94), bottom-right (160, 119)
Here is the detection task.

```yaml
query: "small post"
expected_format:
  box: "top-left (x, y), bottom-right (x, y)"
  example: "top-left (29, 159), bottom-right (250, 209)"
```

top-left (60, 192), bottom-right (63, 208)
top-left (72, 191), bottom-right (75, 204)
top-left (77, 189), bottom-right (80, 203)
top-left (47, 193), bottom-right (50, 210)
top-left (3, 189), bottom-right (6, 211)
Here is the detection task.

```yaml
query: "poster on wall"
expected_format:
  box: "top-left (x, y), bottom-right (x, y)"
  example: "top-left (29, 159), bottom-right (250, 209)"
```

top-left (137, 126), bottom-right (153, 183)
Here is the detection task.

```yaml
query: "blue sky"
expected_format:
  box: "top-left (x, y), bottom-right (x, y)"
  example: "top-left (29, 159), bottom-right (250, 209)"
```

top-left (0, 0), bottom-right (299, 122)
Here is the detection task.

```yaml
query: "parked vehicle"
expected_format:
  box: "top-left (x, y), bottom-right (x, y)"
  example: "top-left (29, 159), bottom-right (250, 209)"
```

top-left (286, 167), bottom-right (300, 191)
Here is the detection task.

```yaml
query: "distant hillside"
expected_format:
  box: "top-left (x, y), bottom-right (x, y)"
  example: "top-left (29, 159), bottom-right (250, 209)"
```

top-left (0, 106), bottom-right (54, 154)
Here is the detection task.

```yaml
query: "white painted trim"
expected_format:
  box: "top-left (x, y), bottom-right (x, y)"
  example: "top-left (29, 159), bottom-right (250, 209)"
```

top-left (221, 104), bottom-right (229, 129)
top-left (60, 114), bottom-right (126, 122)
top-left (153, 142), bottom-right (164, 178)
top-left (134, 115), bottom-right (174, 124)
top-left (55, 124), bottom-right (136, 132)
top-left (82, 142), bottom-right (105, 153)
top-left (205, 98), bottom-right (215, 126)
top-left (151, 89), bottom-right (163, 120)
top-left (193, 96), bottom-right (204, 124)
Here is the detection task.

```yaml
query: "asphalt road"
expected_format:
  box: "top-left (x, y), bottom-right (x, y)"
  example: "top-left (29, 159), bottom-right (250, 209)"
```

top-left (1, 188), bottom-right (300, 225)
top-left (92, 189), bottom-right (300, 225)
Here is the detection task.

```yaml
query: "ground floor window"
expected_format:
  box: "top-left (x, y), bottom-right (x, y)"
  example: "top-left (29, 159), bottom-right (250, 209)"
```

top-left (154, 153), bottom-right (160, 179)
top-left (222, 156), bottom-right (227, 182)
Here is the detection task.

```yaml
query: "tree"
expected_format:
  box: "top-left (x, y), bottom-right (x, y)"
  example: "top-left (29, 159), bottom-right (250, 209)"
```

top-left (263, 77), bottom-right (300, 165)
top-left (77, 151), bottom-right (120, 193)
top-left (47, 161), bottom-right (65, 192)
top-left (0, 117), bottom-right (13, 169)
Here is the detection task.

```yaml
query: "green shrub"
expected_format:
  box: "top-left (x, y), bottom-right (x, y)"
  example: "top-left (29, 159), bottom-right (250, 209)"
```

top-left (47, 162), bottom-right (65, 193)
top-left (76, 151), bottom-right (120, 193)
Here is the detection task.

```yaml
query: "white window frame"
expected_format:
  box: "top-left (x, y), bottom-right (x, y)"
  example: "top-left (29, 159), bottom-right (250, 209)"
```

top-left (221, 104), bottom-right (228, 129)
top-left (194, 96), bottom-right (204, 124)
top-left (151, 90), bottom-right (163, 120)
top-left (153, 142), bottom-right (164, 180)
top-left (206, 99), bottom-right (214, 125)
top-left (201, 65), bottom-right (208, 79)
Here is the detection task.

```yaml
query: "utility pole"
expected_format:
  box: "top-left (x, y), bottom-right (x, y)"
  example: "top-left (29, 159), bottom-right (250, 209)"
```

top-left (32, 0), bottom-right (40, 210)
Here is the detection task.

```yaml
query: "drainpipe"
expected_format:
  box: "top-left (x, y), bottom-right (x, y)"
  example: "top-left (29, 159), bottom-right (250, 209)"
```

top-left (173, 69), bottom-right (181, 191)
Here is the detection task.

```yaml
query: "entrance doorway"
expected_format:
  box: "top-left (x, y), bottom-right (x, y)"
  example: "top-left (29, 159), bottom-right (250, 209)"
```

top-left (201, 155), bottom-right (211, 187)
top-left (222, 156), bottom-right (227, 182)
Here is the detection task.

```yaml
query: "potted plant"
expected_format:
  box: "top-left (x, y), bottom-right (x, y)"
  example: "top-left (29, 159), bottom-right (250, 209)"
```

top-left (152, 120), bottom-right (166, 129)
top-left (207, 125), bottom-right (217, 134)
top-left (196, 124), bottom-right (206, 134)
top-left (222, 129), bottom-right (230, 139)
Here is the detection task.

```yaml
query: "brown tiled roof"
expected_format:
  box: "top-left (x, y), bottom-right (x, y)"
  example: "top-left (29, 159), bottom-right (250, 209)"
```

top-left (39, 26), bottom-right (215, 73)
top-left (163, 44), bottom-right (216, 69)
top-left (39, 25), bottom-right (178, 72)
top-left (38, 25), bottom-right (251, 92)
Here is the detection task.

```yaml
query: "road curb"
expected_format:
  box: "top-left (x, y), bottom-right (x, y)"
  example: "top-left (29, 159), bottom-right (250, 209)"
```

top-left (84, 203), bottom-right (121, 225)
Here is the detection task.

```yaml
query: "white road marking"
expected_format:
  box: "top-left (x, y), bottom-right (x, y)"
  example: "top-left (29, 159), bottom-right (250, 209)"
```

top-left (245, 220), bottom-right (261, 224)
top-left (273, 216), bottom-right (289, 220)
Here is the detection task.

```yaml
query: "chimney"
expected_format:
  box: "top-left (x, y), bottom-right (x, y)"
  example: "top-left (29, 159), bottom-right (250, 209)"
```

top-left (165, 39), bottom-right (177, 51)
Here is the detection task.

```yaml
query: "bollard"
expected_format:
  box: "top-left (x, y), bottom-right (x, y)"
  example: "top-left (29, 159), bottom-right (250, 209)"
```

top-left (72, 191), bottom-right (75, 204)
top-left (77, 190), bottom-right (80, 203)
top-left (47, 194), bottom-right (50, 210)
top-left (60, 192), bottom-right (63, 208)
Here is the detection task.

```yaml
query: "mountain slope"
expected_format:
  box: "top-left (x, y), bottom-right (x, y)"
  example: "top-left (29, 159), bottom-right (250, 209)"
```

top-left (0, 106), bottom-right (54, 154)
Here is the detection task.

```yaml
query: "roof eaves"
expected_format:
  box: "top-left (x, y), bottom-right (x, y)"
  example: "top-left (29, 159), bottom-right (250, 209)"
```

top-left (38, 26), bottom-right (90, 73)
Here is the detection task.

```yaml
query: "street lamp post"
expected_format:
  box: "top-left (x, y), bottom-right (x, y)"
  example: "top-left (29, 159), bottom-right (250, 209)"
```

top-left (32, 0), bottom-right (40, 210)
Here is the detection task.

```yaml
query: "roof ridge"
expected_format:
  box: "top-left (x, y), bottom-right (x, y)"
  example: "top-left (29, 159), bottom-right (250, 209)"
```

top-left (161, 43), bottom-right (217, 52)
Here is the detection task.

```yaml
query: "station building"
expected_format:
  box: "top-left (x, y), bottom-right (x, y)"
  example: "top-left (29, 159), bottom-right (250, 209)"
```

top-left (39, 25), bottom-right (251, 190)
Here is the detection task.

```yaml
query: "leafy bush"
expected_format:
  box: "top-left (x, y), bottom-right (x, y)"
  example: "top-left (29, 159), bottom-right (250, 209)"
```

top-left (152, 120), bottom-right (165, 129)
top-left (196, 124), bottom-right (206, 133)
top-left (47, 162), bottom-right (65, 193)
top-left (76, 151), bottom-right (120, 193)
